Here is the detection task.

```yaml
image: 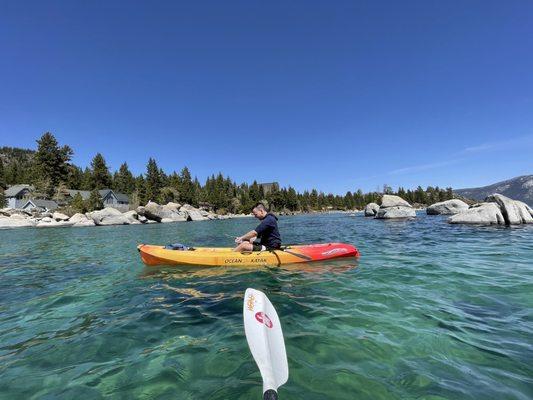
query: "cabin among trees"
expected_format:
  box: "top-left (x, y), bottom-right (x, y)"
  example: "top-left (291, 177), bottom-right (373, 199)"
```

top-left (22, 199), bottom-right (59, 212)
top-left (2, 184), bottom-right (129, 212)
top-left (65, 189), bottom-right (130, 212)
top-left (4, 184), bottom-right (34, 209)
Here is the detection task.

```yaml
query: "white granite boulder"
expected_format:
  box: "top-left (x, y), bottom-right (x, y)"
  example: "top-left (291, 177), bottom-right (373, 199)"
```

top-left (170, 214), bottom-right (187, 222)
top-left (0, 215), bottom-right (35, 228)
top-left (37, 219), bottom-right (75, 228)
top-left (427, 199), bottom-right (469, 215)
top-left (74, 219), bottom-right (96, 227)
top-left (364, 203), bottom-right (379, 217)
top-left (184, 209), bottom-right (209, 221)
top-left (179, 204), bottom-right (197, 212)
top-left (375, 195), bottom-right (415, 219)
top-left (68, 213), bottom-right (96, 227)
top-left (376, 206), bottom-right (416, 219)
top-left (0, 208), bottom-right (31, 217)
top-left (69, 213), bottom-right (88, 224)
top-left (141, 201), bottom-right (164, 222)
top-left (448, 203), bottom-right (505, 225)
top-left (140, 201), bottom-right (187, 222)
top-left (123, 210), bottom-right (142, 225)
top-left (485, 194), bottom-right (533, 224)
top-left (88, 207), bottom-right (130, 226)
top-left (52, 212), bottom-right (70, 221)
top-left (165, 202), bottom-right (182, 211)
top-left (380, 195), bottom-right (412, 208)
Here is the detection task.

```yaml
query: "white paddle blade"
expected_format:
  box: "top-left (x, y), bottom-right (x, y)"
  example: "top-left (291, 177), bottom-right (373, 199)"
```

top-left (244, 288), bottom-right (289, 394)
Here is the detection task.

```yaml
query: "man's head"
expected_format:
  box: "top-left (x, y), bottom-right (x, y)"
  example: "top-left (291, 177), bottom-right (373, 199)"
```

top-left (252, 203), bottom-right (268, 219)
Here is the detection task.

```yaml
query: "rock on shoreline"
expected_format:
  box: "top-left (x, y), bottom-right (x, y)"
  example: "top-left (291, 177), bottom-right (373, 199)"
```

top-left (0, 202), bottom-right (252, 230)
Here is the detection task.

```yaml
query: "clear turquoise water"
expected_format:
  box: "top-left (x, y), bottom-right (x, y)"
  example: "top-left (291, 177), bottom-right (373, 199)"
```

top-left (0, 213), bottom-right (532, 400)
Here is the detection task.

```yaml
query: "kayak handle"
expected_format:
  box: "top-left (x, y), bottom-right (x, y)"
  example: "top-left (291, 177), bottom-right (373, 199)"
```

top-left (263, 389), bottom-right (278, 400)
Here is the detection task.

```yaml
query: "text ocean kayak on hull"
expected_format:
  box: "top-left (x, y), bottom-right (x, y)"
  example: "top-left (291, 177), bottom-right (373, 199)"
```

top-left (137, 243), bottom-right (359, 267)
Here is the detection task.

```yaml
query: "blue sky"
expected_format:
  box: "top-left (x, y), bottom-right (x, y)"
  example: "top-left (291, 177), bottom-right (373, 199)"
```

top-left (1, 1), bottom-right (532, 193)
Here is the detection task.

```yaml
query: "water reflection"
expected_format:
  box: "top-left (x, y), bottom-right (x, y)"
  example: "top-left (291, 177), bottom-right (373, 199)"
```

top-left (139, 257), bottom-right (359, 280)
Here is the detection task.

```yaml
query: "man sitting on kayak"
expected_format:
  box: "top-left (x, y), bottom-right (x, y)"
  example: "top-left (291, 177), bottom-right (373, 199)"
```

top-left (234, 203), bottom-right (282, 252)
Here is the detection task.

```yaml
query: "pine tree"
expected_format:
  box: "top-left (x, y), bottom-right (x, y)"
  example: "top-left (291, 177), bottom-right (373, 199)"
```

top-left (53, 182), bottom-right (68, 205)
top-left (286, 187), bottom-right (299, 211)
top-left (159, 168), bottom-right (169, 188)
top-left (145, 158), bottom-right (162, 202)
top-left (0, 158), bottom-right (6, 189)
top-left (33, 132), bottom-right (73, 196)
top-left (446, 187), bottom-right (454, 200)
top-left (192, 177), bottom-right (201, 207)
top-left (344, 191), bottom-right (354, 209)
top-left (86, 188), bottom-right (103, 211)
top-left (0, 191), bottom-right (6, 208)
top-left (136, 175), bottom-right (147, 206)
top-left (66, 165), bottom-right (83, 189)
top-left (179, 167), bottom-right (194, 205)
top-left (90, 153), bottom-right (112, 189)
top-left (71, 192), bottom-right (87, 213)
top-left (415, 186), bottom-right (427, 204)
top-left (81, 167), bottom-right (93, 190)
top-left (249, 181), bottom-right (261, 203)
top-left (397, 187), bottom-right (407, 200)
top-left (113, 162), bottom-right (135, 194)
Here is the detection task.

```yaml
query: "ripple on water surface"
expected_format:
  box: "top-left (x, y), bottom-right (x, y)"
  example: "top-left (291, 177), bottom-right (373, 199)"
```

top-left (0, 213), bottom-right (532, 399)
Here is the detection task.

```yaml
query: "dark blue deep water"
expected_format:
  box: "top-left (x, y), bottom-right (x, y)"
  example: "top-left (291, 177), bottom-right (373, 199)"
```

top-left (0, 212), bottom-right (532, 399)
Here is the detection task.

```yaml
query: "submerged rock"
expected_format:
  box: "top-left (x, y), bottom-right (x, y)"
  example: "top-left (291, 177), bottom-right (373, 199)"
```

top-left (427, 199), bottom-right (469, 215)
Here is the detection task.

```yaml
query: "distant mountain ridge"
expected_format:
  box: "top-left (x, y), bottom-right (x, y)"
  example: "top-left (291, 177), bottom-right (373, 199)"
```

top-left (454, 175), bottom-right (533, 206)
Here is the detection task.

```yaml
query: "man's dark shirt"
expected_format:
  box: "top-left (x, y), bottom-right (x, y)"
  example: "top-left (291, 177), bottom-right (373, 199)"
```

top-left (255, 213), bottom-right (282, 249)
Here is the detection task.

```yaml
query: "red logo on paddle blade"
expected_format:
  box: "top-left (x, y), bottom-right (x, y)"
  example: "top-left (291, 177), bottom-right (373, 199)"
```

top-left (255, 312), bottom-right (273, 328)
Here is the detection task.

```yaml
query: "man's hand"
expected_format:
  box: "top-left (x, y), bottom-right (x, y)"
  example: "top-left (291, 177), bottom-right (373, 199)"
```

top-left (235, 237), bottom-right (243, 244)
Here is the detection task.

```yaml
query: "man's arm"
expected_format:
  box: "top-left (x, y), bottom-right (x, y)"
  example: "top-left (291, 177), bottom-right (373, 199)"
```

top-left (235, 230), bottom-right (258, 243)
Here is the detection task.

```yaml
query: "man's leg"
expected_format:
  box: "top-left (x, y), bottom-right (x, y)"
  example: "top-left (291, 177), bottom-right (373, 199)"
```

top-left (234, 241), bottom-right (254, 252)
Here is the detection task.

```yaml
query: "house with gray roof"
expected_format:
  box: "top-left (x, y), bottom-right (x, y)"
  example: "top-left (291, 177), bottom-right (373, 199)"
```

top-left (66, 189), bottom-right (130, 212)
top-left (5, 184), bottom-right (34, 209)
top-left (22, 199), bottom-right (59, 212)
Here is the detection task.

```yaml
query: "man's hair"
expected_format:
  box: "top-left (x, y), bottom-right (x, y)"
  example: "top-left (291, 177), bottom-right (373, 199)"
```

top-left (252, 203), bottom-right (267, 212)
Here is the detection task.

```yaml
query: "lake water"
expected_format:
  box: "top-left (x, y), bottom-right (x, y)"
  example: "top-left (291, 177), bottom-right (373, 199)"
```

top-left (0, 212), bottom-right (532, 400)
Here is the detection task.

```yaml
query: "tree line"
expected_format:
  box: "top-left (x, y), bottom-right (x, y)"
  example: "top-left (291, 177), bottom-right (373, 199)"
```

top-left (0, 132), bottom-right (455, 212)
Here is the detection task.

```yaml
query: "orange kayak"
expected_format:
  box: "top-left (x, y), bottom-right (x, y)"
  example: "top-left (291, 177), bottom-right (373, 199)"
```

top-left (138, 243), bottom-right (359, 267)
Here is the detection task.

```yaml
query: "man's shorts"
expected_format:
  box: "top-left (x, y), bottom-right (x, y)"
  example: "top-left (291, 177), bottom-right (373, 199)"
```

top-left (252, 241), bottom-right (267, 252)
top-left (252, 241), bottom-right (282, 252)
